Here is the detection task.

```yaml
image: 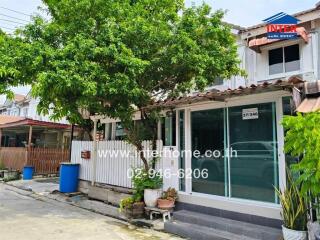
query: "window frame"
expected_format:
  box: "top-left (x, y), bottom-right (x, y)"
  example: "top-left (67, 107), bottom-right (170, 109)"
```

top-left (268, 43), bottom-right (301, 76)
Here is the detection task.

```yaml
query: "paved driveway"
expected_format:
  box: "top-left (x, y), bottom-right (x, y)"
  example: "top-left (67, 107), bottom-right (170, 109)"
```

top-left (0, 183), bottom-right (181, 240)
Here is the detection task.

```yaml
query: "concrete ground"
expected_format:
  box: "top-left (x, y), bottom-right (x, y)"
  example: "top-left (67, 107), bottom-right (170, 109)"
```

top-left (0, 183), bottom-right (182, 240)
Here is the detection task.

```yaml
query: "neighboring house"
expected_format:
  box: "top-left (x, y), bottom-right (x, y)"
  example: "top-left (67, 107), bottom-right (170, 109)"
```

top-left (0, 92), bottom-right (68, 123)
top-left (0, 93), bottom-right (72, 148)
top-left (77, 3), bottom-right (320, 235)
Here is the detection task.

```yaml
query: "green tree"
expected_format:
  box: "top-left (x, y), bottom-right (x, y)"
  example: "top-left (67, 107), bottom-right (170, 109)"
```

top-left (0, 32), bottom-right (23, 98)
top-left (2, 0), bottom-right (243, 170)
top-left (283, 112), bottom-right (320, 196)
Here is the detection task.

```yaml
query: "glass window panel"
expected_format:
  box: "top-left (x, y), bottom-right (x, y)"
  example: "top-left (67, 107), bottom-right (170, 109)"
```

top-left (164, 112), bottom-right (176, 146)
top-left (284, 45), bottom-right (300, 72)
top-left (178, 110), bottom-right (185, 191)
top-left (191, 108), bottom-right (226, 196)
top-left (269, 47), bottom-right (283, 75)
top-left (284, 44), bottom-right (300, 62)
top-left (229, 103), bottom-right (278, 203)
top-left (172, 112), bottom-right (176, 146)
top-left (285, 60), bottom-right (300, 72)
top-left (115, 122), bottom-right (126, 140)
top-left (161, 117), bottom-right (166, 144)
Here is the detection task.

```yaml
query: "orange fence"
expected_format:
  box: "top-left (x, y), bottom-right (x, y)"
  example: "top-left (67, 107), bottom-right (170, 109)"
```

top-left (0, 147), bottom-right (27, 171)
top-left (27, 148), bottom-right (70, 174)
top-left (0, 147), bottom-right (70, 174)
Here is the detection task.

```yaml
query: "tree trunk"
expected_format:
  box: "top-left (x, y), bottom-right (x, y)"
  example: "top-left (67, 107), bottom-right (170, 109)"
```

top-left (136, 141), bottom-right (149, 172)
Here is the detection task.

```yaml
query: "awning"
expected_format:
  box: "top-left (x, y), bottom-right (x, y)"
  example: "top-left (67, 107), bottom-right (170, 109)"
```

top-left (296, 80), bottom-right (320, 113)
top-left (296, 97), bottom-right (320, 113)
top-left (248, 27), bottom-right (309, 53)
top-left (0, 115), bottom-right (71, 129)
top-left (147, 77), bottom-right (303, 110)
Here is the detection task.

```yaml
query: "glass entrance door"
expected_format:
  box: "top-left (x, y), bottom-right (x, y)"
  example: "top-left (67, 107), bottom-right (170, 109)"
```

top-left (191, 108), bottom-right (227, 196)
top-left (190, 102), bottom-right (279, 203)
top-left (228, 103), bottom-right (278, 203)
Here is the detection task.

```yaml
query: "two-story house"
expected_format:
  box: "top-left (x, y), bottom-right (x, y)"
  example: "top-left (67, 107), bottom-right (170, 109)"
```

top-left (86, 3), bottom-right (320, 237)
top-left (0, 92), bottom-right (72, 148)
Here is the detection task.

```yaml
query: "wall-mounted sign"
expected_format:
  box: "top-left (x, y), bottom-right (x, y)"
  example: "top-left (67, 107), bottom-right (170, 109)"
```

top-left (81, 150), bottom-right (91, 159)
top-left (242, 108), bottom-right (259, 120)
top-left (263, 12), bottom-right (300, 40)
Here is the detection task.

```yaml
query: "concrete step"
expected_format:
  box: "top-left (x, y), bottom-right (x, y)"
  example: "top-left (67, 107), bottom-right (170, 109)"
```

top-left (165, 221), bottom-right (258, 240)
top-left (166, 210), bottom-right (282, 240)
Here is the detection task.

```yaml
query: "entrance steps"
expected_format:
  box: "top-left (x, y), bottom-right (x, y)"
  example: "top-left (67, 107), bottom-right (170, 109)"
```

top-left (164, 210), bottom-right (282, 240)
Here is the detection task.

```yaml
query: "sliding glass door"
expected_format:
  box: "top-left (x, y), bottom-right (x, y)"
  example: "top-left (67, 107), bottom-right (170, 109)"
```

top-left (191, 108), bottom-right (227, 196)
top-left (229, 103), bottom-right (278, 203)
top-left (190, 102), bottom-right (279, 203)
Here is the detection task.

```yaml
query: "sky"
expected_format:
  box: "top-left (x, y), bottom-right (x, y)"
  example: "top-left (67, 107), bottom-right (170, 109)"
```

top-left (0, 0), bottom-right (318, 101)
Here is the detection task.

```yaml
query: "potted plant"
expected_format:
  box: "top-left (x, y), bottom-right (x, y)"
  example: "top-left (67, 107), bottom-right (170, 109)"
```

top-left (276, 172), bottom-right (308, 240)
top-left (157, 187), bottom-right (178, 210)
top-left (132, 168), bottom-right (163, 207)
top-left (143, 178), bottom-right (163, 207)
top-left (119, 196), bottom-right (145, 219)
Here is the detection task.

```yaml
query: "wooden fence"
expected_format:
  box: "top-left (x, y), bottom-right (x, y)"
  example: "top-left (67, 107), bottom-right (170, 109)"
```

top-left (0, 147), bottom-right (70, 174)
top-left (27, 148), bottom-right (70, 174)
top-left (0, 147), bottom-right (27, 172)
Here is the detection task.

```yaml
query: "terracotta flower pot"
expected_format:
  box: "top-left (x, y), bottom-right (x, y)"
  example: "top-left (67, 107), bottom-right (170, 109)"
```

top-left (157, 198), bottom-right (175, 210)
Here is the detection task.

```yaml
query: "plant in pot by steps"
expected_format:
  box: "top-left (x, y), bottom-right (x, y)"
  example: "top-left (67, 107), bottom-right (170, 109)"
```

top-left (276, 171), bottom-right (308, 240)
top-left (119, 194), bottom-right (145, 219)
top-left (157, 187), bottom-right (178, 210)
top-left (132, 168), bottom-right (163, 208)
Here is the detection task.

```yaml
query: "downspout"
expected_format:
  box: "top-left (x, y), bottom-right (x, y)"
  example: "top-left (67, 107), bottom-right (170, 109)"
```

top-left (91, 119), bottom-right (97, 186)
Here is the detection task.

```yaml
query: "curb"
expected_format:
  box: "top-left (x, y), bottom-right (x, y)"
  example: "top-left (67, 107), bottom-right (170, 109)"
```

top-left (3, 181), bottom-right (164, 231)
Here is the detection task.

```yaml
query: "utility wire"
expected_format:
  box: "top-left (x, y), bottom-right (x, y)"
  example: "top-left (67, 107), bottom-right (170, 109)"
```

top-left (0, 6), bottom-right (31, 17)
top-left (0, 18), bottom-right (26, 25)
top-left (0, 22), bottom-right (23, 28)
top-left (0, 25), bottom-right (16, 31)
top-left (0, 13), bottom-right (30, 23)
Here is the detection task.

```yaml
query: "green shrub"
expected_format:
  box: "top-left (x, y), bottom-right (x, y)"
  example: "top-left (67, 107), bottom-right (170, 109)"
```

top-left (132, 168), bottom-right (162, 201)
top-left (119, 197), bottom-right (134, 212)
top-left (282, 112), bottom-right (320, 196)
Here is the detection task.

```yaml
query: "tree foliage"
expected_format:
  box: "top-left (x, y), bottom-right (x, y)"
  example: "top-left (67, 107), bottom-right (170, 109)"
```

top-left (283, 112), bottom-right (320, 196)
top-left (0, 32), bottom-right (24, 98)
top-left (1, 0), bottom-right (243, 169)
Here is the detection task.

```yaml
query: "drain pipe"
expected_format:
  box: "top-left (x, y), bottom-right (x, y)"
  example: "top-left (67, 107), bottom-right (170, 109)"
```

top-left (91, 119), bottom-right (98, 186)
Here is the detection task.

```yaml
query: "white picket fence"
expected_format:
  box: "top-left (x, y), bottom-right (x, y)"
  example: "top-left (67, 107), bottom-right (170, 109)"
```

top-left (71, 140), bottom-right (163, 188)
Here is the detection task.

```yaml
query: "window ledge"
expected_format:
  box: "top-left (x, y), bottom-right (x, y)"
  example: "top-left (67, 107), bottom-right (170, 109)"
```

top-left (261, 70), bottom-right (313, 82)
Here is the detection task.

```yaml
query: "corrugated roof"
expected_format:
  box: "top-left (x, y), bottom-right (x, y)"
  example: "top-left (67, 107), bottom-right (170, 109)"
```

top-left (0, 115), bottom-right (71, 129)
top-left (0, 115), bottom-right (25, 124)
top-left (148, 77), bottom-right (303, 109)
top-left (296, 97), bottom-right (320, 113)
top-left (14, 94), bottom-right (25, 102)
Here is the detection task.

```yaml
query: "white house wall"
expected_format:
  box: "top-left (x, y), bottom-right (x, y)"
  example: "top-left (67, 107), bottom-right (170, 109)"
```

top-left (25, 98), bottom-right (68, 124)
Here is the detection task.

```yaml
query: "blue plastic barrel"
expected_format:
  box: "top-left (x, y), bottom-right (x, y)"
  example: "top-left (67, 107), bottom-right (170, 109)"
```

top-left (23, 166), bottom-right (34, 180)
top-left (59, 163), bottom-right (80, 193)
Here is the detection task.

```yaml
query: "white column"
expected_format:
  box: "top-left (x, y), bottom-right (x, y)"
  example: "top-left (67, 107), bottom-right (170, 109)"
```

top-left (276, 97), bottom-right (286, 193)
top-left (184, 108), bottom-right (192, 194)
top-left (91, 119), bottom-right (98, 186)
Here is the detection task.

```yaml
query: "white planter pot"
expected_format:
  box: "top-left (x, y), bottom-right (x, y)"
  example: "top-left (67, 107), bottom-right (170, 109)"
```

top-left (282, 225), bottom-right (307, 240)
top-left (144, 189), bottom-right (162, 207)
